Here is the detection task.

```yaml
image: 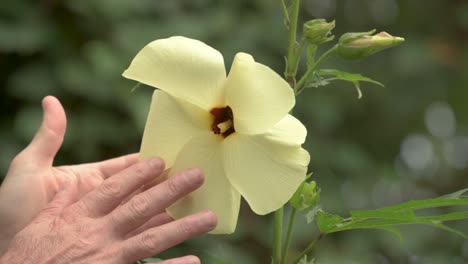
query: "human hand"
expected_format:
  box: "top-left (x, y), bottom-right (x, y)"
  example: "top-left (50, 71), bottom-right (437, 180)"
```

top-left (0, 158), bottom-right (217, 264)
top-left (0, 96), bottom-right (140, 252)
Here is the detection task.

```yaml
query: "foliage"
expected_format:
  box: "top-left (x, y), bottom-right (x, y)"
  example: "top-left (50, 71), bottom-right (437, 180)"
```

top-left (315, 189), bottom-right (468, 239)
top-left (307, 69), bottom-right (384, 99)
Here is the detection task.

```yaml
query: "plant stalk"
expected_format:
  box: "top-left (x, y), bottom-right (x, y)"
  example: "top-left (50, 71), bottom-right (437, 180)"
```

top-left (293, 233), bottom-right (326, 264)
top-left (295, 45), bottom-right (338, 91)
top-left (280, 0), bottom-right (290, 26)
top-left (274, 1), bottom-right (301, 263)
top-left (272, 207), bottom-right (284, 264)
top-left (281, 207), bottom-right (297, 264)
top-left (285, 0), bottom-right (301, 89)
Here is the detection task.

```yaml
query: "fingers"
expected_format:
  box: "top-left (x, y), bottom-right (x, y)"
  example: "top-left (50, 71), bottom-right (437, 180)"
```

top-left (141, 169), bottom-right (169, 191)
top-left (120, 169), bottom-right (169, 205)
top-left (155, 255), bottom-right (200, 264)
top-left (125, 213), bottom-right (174, 238)
top-left (121, 211), bottom-right (217, 262)
top-left (109, 168), bottom-right (204, 235)
top-left (25, 96), bottom-right (67, 167)
top-left (84, 153), bottom-right (140, 179)
top-left (74, 158), bottom-right (165, 217)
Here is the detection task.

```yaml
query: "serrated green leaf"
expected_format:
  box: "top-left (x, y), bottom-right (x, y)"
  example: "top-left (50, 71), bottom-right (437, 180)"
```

top-left (316, 69), bottom-right (384, 98)
top-left (441, 188), bottom-right (468, 199)
top-left (351, 208), bottom-right (416, 220)
top-left (318, 69), bottom-right (384, 86)
top-left (423, 211), bottom-right (468, 222)
top-left (315, 189), bottom-right (468, 239)
top-left (376, 195), bottom-right (468, 212)
top-left (316, 210), bottom-right (345, 231)
top-left (372, 226), bottom-right (404, 241)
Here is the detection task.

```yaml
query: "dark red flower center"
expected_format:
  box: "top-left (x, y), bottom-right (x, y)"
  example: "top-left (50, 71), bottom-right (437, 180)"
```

top-left (210, 106), bottom-right (235, 138)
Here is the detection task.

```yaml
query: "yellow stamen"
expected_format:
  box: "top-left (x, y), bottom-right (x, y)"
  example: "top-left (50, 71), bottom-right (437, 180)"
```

top-left (217, 120), bottom-right (233, 134)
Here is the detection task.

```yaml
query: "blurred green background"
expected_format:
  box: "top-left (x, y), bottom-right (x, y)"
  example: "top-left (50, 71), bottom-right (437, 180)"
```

top-left (1, 0), bottom-right (467, 263)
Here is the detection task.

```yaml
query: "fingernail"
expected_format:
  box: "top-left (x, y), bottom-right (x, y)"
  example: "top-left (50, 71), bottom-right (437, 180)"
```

top-left (186, 168), bottom-right (204, 184)
top-left (199, 210), bottom-right (217, 229)
top-left (184, 256), bottom-right (200, 264)
top-left (148, 157), bottom-right (164, 168)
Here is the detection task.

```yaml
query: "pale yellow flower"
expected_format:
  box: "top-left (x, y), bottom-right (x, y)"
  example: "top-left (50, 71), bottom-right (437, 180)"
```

top-left (123, 36), bottom-right (310, 234)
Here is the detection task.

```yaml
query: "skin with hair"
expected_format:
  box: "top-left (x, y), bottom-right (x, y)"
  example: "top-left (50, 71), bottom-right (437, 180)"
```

top-left (0, 96), bottom-right (216, 263)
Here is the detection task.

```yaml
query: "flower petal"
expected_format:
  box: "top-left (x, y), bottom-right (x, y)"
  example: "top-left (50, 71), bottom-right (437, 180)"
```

top-left (140, 90), bottom-right (211, 168)
top-left (224, 53), bottom-right (295, 135)
top-left (123, 36), bottom-right (226, 110)
top-left (223, 133), bottom-right (310, 215)
top-left (167, 134), bottom-right (241, 234)
top-left (263, 114), bottom-right (307, 146)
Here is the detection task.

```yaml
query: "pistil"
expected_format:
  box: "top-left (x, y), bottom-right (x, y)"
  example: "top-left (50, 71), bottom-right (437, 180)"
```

top-left (216, 120), bottom-right (233, 134)
top-left (210, 106), bottom-right (235, 137)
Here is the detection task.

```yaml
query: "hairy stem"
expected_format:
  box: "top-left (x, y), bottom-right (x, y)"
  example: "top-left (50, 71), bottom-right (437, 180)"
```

top-left (295, 45), bottom-right (338, 91)
top-left (280, 0), bottom-right (290, 26)
top-left (293, 233), bottom-right (326, 264)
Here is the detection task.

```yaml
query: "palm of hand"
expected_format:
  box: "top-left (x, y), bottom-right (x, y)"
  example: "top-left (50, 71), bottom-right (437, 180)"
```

top-left (0, 97), bottom-right (138, 245)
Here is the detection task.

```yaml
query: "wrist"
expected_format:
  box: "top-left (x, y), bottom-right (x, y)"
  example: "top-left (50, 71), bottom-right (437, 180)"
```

top-left (0, 252), bottom-right (14, 263)
top-left (0, 228), bottom-right (15, 256)
top-left (0, 247), bottom-right (28, 264)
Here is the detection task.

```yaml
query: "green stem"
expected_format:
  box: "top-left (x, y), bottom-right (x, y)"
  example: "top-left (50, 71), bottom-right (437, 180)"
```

top-left (285, 0), bottom-right (301, 88)
top-left (274, 2), bottom-right (301, 263)
top-left (280, 0), bottom-right (290, 26)
top-left (293, 233), bottom-right (326, 264)
top-left (295, 45), bottom-right (338, 91)
top-left (281, 207), bottom-right (297, 264)
top-left (273, 207), bottom-right (284, 264)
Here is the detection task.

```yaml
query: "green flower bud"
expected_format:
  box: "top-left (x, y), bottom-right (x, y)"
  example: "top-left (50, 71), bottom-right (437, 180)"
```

top-left (303, 19), bottom-right (335, 45)
top-left (337, 30), bottom-right (404, 60)
top-left (290, 180), bottom-right (320, 211)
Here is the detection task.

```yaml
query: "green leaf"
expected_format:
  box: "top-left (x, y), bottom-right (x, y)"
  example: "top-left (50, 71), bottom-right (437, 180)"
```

top-left (443, 188), bottom-right (468, 199)
top-left (315, 69), bottom-right (384, 98)
top-left (315, 189), bottom-right (468, 239)
top-left (306, 73), bottom-right (330, 88)
top-left (315, 210), bottom-right (345, 231)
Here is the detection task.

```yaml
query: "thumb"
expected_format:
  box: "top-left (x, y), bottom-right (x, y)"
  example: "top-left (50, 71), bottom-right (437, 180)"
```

top-left (26, 96), bottom-right (67, 167)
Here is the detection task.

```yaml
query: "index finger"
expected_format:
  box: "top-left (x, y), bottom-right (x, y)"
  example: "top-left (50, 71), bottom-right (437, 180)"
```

top-left (72, 158), bottom-right (165, 217)
top-left (95, 153), bottom-right (140, 178)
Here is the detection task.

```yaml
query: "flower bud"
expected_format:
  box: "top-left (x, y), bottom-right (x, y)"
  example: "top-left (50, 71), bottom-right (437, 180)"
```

top-left (290, 180), bottom-right (320, 211)
top-left (303, 19), bottom-right (335, 45)
top-left (337, 30), bottom-right (404, 60)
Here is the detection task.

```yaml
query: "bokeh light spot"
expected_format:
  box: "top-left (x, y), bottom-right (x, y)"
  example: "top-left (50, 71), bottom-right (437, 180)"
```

top-left (400, 134), bottom-right (434, 172)
top-left (424, 101), bottom-right (456, 139)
